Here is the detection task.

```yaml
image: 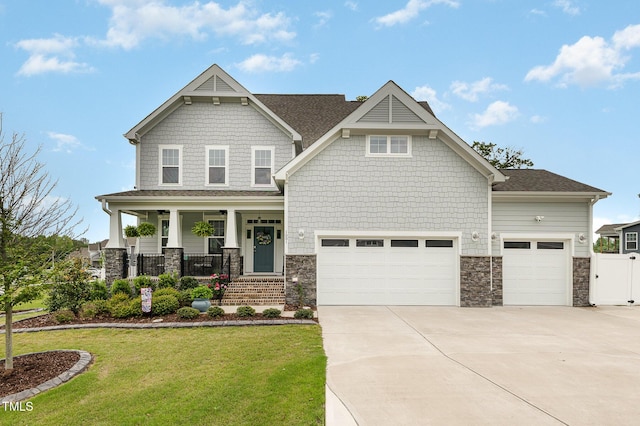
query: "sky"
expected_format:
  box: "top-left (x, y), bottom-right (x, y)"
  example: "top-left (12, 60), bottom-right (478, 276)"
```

top-left (1, 0), bottom-right (639, 243)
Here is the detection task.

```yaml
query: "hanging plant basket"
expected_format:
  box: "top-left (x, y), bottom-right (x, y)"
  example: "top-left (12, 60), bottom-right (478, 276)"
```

top-left (137, 222), bottom-right (157, 237)
top-left (192, 221), bottom-right (214, 238)
top-left (124, 225), bottom-right (139, 238)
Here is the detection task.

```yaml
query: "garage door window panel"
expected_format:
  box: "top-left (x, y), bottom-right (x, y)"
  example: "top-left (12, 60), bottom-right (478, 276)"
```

top-left (426, 240), bottom-right (454, 248)
top-left (504, 241), bottom-right (531, 249)
top-left (356, 239), bottom-right (384, 247)
top-left (391, 240), bottom-right (419, 247)
top-left (321, 239), bottom-right (350, 247)
top-left (537, 242), bottom-right (564, 250)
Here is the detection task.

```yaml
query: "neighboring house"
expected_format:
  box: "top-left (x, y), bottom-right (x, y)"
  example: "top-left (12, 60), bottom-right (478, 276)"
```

top-left (596, 222), bottom-right (640, 254)
top-left (88, 239), bottom-right (109, 268)
top-left (96, 64), bottom-right (610, 307)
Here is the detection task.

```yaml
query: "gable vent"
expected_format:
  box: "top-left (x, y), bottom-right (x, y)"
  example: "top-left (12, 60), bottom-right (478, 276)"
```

top-left (359, 97), bottom-right (390, 123)
top-left (195, 75), bottom-right (237, 92)
top-left (391, 95), bottom-right (423, 123)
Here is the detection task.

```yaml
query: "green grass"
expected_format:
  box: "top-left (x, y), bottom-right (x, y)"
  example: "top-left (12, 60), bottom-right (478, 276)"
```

top-left (1, 326), bottom-right (326, 425)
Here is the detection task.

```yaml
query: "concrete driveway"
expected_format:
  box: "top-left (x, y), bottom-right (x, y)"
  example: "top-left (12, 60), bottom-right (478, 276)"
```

top-left (319, 306), bottom-right (640, 425)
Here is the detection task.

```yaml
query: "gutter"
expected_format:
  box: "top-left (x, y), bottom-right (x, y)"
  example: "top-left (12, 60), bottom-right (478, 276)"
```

top-left (101, 199), bottom-right (111, 216)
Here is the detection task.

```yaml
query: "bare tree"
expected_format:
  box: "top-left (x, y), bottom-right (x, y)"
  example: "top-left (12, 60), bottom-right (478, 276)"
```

top-left (0, 114), bottom-right (82, 370)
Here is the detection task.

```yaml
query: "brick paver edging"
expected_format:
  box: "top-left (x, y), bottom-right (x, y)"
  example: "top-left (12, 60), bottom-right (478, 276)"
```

top-left (1, 350), bottom-right (93, 404)
top-left (1, 319), bottom-right (317, 334)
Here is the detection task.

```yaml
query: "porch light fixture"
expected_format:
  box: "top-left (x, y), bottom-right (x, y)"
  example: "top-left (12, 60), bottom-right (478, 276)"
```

top-left (491, 232), bottom-right (497, 240)
top-left (578, 233), bottom-right (587, 244)
top-left (535, 215), bottom-right (544, 222)
top-left (471, 231), bottom-right (480, 242)
top-left (298, 229), bottom-right (305, 240)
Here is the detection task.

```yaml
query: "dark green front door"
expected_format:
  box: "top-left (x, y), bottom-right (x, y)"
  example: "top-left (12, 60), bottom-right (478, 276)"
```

top-left (254, 226), bottom-right (274, 272)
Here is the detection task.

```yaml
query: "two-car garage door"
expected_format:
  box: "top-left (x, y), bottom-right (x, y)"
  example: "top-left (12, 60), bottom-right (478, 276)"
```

top-left (317, 236), bottom-right (458, 305)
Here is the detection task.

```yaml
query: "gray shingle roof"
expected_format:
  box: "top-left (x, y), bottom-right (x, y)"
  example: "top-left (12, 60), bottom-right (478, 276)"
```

top-left (255, 94), bottom-right (435, 148)
top-left (493, 169), bottom-right (608, 193)
top-left (596, 223), bottom-right (627, 235)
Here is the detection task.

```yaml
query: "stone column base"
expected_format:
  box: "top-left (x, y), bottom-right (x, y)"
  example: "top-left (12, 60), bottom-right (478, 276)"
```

top-left (222, 248), bottom-right (241, 281)
top-left (573, 257), bottom-right (591, 307)
top-left (163, 248), bottom-right (184, 277)
top-left (285, 255), bottom-right (317, 307)
top-left (104, 248), bottom-right (128, 287)
top-left (460, 256), bottom-right (492, 307)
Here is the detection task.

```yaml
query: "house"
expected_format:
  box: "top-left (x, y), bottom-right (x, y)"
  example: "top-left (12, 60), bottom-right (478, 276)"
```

top-left (596, 222), bottom-right (640, 254)
top-left (96, 64), bottom-right (610, 307)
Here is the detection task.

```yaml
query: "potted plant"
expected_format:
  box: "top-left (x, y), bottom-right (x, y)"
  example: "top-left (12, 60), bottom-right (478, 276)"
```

top-left (192, 221), bottom-right (214, 238)
top-left (210, 273), bottom-right (229, 305)
top-left (191, 285), bottom-right (213, 312)
top-left (124, 224), bottom-right (139, 246)
top-left (137, 222), bottom-right (157, 237)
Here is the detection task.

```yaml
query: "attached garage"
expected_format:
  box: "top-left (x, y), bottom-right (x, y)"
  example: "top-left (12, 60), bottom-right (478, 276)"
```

top-left (316, 235), bottom-right (458, 305)
top-left (502, 239), bottom-right (572, 305)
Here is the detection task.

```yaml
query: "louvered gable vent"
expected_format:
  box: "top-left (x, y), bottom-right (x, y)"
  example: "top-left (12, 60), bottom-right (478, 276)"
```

top-left (358, 95), bottom-right (424, 124)
top-left (195, 75), bottom-right (237, 92)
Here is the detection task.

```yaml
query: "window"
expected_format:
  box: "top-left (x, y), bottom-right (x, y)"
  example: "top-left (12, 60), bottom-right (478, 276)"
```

top-left (504, 241), bottom-right (531, 249)
top-left (207, 219), bottom-right (225, 254)
top-left (426, 240), bottom-right (453, 248)
top-left (252, 147), bottom-right (274, 186)
top-left (321, 239), bottom-right (350, 247)
top-left (626, 232), bottom-right (638, 251)
top-left (537, 242), bottom-right (564, 250)
top-left (356, 239), bottom-right (384, 247)
top-left (206, 146), bottom-right (228, 186)
top-left (367, 136), bottom-right (411, 157)
top-left (160, 146), bottom-right (182, 185)
top-left (391, 239), bottom-right (418, 247)
top-left (160, 219), bottom-right (169, 248)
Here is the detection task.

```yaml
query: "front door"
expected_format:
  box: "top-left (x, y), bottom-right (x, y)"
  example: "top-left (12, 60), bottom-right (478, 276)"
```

top-left (254, 226), bottom-right (274, 272)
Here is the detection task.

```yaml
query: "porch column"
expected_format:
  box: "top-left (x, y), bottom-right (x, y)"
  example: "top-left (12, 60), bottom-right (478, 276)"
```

top-left (106, 208), bottom-right (124, 248)
top-left (224, 208), bottom-right (238, 248)
top-left (167, 208), bottom-right (181, 248)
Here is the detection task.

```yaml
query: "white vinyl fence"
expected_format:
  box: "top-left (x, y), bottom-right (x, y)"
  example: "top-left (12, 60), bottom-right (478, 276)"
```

top-left (591, 253), bottom-right (640, 305)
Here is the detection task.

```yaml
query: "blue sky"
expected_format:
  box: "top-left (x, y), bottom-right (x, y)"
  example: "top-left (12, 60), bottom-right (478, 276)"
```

top-left (1, 0), bottom-right (639, 243)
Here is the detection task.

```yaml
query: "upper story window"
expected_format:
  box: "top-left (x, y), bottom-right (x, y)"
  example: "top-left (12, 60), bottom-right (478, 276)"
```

top-left (252, 146), bottom-right (274, 187)
top-left (206, 146), bottom-right (228, 186)
top-left (626, 232), bottom-right (638, 251)
top-left (160, 145), bottom-right (182, 185)
top-left (367, 135), bottom-right (411, 157)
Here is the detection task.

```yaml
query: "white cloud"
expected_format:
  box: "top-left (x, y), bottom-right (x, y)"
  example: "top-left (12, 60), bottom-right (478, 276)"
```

top-left (48, 132), bottom-right (91, 153)
top-left (236, 53), bottom-right (302, 73)
top-left (530, 115), bottom-right (547, 124)
top-left (373, 0), bottom-right (459, 27)
top-left (470, 101), bottom-right (519, 128)
top-left (525, 25), bottom-right (640, 88)
top-left (344, 2), bottom-right (358, 12)
top-left (15, 34), bottom-right (94, 76)
top-left (450, 77), bottom-right (508, 102)
top-left (553, 0), bottom-right (581, 16)
top-left (529, 9), bottom-right (546, 17)
top-left (411, 85), bottom-right (450, 114)
top-left (314, 10), bottom-right (332, 28)
top-left (95, 0), bottom-right (295, 49)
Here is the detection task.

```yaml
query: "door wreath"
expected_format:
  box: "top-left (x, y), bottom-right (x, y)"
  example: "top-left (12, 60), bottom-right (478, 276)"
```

top-left (256, 232), bottom-right (272, 245)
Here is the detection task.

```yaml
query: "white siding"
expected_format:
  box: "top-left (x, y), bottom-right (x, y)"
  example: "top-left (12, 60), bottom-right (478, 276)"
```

top-left (138, 102), bottom-right (292, 190)
top-left (492, 201), bottom-right (591, 257)
top-left (287, 135), bottom-right (489, 255)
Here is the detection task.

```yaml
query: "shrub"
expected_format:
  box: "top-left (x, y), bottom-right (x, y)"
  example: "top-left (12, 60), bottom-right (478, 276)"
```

top-left (262, 308), bottom-right (282, 319)
top-left (192, 285), bottom-right (213, 299)
top-left (90, 280), bottom-right (109, 300)
top-left (153, 287), bottom-right (180, 298)
top-left (177, 307), bottom-right (201, 320)
top-left (133, 275), bottom-right (155, 293)
top-left (177, 289), bottom-right (193, 307)
top-left (54, 309), bottom-right (76, 323)
top-left (46, 259), bottom-right (92, 314)
top-left (207, 306), bottom-right (225, 318)
top-left (236, 306), bottom-right (256, 317)
top-left (80, 300), bottom-right (110, 318)
top-left (151, 294), bottom-right (180, 316)
top-left (128, 299), bottom-right (143, 317)
top-left (157, 272), bottom-right (178, 289)
top-left (294, 308), bottom-right (314, 319)
top-left (179, 276), bottom-right (200, 290)
top-left (111, 279), bottom-right (132, 297)
top-left (107, 293), bottom-right (134, 318)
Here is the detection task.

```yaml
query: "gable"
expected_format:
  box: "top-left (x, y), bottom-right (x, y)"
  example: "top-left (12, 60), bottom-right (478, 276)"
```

top-left (194, 74), bottom-right (237, 93)
top-left (359, 95), bottom-right (424, 124)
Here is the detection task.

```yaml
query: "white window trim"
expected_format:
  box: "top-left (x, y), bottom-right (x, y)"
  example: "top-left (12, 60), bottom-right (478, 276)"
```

top-left (205, 145), bottom-right (229, 187)
top-left (251, 146), bottom-right (275, 188)
top-left (159, 145), bottom-right (183, 186)
top-left (204, 215), bottom-right (226, 254)
top-left (366, 135), bottom-right (412, 157)
top-left (626, 232), bottom-right (638, 251)
top-left (159, 217), bottom-right (169, 252)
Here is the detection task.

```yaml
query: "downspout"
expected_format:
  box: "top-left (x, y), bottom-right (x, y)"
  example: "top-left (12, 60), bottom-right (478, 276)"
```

top-left (588, 195), bottom-right (601, 306)
top-left (488, 174), bottom-right (494, 293)
top-left (101, 199), bottom-right (111, 216)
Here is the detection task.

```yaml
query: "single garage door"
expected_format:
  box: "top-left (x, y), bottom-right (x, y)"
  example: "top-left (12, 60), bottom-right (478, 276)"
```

top-left (502, 240), bottom-right (570, 305)
top-left (317, 237), bottom-right (458, 305)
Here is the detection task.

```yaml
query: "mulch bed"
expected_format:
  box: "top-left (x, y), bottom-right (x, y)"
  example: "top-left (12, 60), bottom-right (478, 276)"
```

top-left (0, 351), bottom-right (80, 398)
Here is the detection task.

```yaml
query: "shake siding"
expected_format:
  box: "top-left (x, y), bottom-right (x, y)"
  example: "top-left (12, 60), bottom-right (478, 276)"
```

top-left (287, 135), bottom-right (488, 255)
top-left (491, 201), bottom-right (590, 257)
top-left (138, 102), bottom-right (292, 190)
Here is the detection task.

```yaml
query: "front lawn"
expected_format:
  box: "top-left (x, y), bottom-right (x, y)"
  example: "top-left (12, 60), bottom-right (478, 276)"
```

top-left (1, 326), bottom-right (326, 425)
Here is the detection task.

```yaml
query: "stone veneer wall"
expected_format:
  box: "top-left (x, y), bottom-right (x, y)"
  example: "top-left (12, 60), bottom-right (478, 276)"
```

top-left (163, 248), bottom-right (184, 276)
top-left (222, 248), bottom-right (242, 281)
top-left (460, 256), bottom-right (492, 307)
top-left (104, 248), bottom-right (127, 287)
top-left (573, 257), bottom-right (591, 307)
top-left (491, 256), bottom-right (503, 306)
top-left (285, 255), bottom-right (317, 307)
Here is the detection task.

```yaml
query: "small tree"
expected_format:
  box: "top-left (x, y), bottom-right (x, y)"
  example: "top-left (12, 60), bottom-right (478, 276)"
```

top-left (0, 115), bottom-right (82, 370)
top-left (472, 141), bottom-right (534, 169)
